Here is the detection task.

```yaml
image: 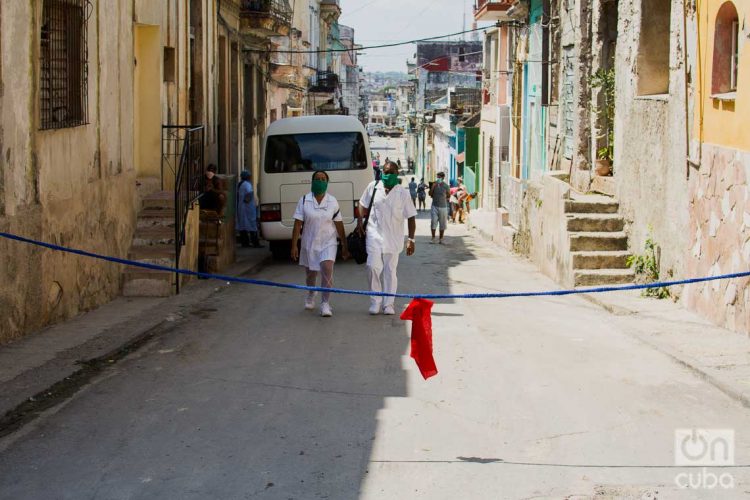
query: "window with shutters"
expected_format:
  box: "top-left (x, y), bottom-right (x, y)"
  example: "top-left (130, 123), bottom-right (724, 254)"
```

top-left (711, 2), bottom-right (740, 95)
top-left (39, 0), bottom-right (89, 130)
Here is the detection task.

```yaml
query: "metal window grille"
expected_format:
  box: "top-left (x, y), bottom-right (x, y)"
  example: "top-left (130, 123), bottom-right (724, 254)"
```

top-left (40, 0), bottom-right (89, 130)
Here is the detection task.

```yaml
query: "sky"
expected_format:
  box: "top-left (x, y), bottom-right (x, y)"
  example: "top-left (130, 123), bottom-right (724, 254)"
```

top-left (338, 0), bottom-right (484, 73)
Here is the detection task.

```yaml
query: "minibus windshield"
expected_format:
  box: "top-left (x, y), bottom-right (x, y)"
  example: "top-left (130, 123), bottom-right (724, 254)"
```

top-left (264, 132), bottom-right (368, 173)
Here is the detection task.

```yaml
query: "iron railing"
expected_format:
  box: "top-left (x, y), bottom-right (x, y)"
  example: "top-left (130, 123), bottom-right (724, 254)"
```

top-left (239, 0), bottom-right (293, 25)
top-left (162, 125), bottom-right (204, 294)
top-left (309, 71), bottom-right (340, 93)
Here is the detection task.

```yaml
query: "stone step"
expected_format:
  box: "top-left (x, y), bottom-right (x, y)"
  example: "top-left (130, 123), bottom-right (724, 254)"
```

top-left (569, 232), bottom-right (628, 252)
top-left (142, 191), bottom-right (176, 210)
top-left (128, 244), bottom-right (176, 267)
top-left (133, 227), bottom-right (176, 246)
top-left (564, 200), bottom-right (620, 214)
top-left (574, 269), bottom-right (635, 287)
top-left (136, 208), bottom-right (176, 229)
top-left (566, 214), bottom-right (625, 232)
top-left (123, 267), bottom-right (175, 282)
top-left (571, 251), bottom-right (631, 270)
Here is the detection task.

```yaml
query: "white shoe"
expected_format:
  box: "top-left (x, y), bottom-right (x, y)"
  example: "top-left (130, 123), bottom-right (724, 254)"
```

top-left (304, 293), bottom-right (316, 310)
top-left (382, 305), bottom-right (396, 316)
top-left (320, 303), bottom-right (333, 317)
top-left (369, 304), bottom-right (381, 315)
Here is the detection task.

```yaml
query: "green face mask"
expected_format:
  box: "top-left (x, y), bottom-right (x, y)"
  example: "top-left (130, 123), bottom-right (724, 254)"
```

top-left (381, 173), bottom-right (399, 189)
top-left (311, 179), bottom-right (328, 195)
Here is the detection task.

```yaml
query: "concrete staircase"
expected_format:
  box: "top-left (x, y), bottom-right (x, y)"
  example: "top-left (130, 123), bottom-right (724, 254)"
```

top-left (565, 195), bottom-right (634, 287)
top-left (123, 192), bottom-right (177, 297)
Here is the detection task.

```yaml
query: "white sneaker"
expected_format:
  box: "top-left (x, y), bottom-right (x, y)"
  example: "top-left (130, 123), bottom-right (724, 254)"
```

top-left (320, 303), bottom-right (333, 317)
top-left (304, 293), bottom-right (316, 310)
top-left (369, 304), bottom-right (381, 315)
top-left (382, 305), bottom-right (396, 316)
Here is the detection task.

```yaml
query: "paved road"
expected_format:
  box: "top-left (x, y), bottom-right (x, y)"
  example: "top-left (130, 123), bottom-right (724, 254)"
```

top-left (1, 219), bottom-right (749, 499)
top-left (369, 135), bottom-right (407, 168)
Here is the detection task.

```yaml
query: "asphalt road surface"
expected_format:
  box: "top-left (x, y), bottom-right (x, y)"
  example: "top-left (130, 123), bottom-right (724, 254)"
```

top-left (1, 220), bottom-right (749, 499)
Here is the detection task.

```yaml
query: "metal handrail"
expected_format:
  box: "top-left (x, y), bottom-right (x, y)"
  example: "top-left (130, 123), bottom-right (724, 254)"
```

top-left (162, 125), bottom-right (204, 294)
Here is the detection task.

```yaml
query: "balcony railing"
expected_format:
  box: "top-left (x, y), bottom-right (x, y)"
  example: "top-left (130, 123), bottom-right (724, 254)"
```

top-left (240, 0), bottom-right (292, 35)
top-left (309, 71), bottom-right (340, 93)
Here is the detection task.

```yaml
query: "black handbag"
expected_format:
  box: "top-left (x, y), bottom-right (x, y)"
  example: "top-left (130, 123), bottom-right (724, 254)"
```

top-left (347, 181), bottom-right (378, 264)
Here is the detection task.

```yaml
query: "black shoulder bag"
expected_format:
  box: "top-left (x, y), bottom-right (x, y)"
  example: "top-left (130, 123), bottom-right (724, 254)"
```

top-left (347, 182), bottom-right (378, 264)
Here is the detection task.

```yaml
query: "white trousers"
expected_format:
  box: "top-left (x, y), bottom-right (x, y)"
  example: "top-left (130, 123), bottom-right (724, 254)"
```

top-left (367, 251), bottom-right (400, 309)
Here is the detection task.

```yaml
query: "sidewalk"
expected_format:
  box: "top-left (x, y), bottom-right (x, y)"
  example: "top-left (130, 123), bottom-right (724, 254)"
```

top-left (0, 246), bottom-right (269, 435)
top-left (466, 221), bottom-right (750, 409)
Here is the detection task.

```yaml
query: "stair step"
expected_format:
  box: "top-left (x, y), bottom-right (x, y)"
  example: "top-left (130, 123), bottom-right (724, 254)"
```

top-left (565, 200), bottom-right (620, 214)
top-left (142, 191), bottom-right (176, 210)
top-left (139, 208), bottom-right (176, 219)
top-left (133, 227), bottom-right (176, 245)
top-left (567, 214), bottom-right (624, 232)
top-left (128, 244), bottom-right (177, 267)
top-left (123, 267), bottom-right (175, 282)
top-left (572, 251), bottom-right (631, 270)
top-left (574, 269), bottom-right (635, 287)
top-left (569, 232), bottom-right (628, 252)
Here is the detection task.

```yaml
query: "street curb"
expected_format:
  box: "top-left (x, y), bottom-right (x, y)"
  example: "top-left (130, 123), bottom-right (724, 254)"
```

top-left (464, 227), bottom-right (750, 411)
top-left (0, 252), bottom-right (271, 438)
top-left (582, 293), bottom-right (750, 409)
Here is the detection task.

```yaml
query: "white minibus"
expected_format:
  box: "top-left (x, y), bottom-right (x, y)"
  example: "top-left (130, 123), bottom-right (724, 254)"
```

top-left (258, 115), bottom-right (373, 259)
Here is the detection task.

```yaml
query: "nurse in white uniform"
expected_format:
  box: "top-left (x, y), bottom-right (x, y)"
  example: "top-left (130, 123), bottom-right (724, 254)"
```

top-left (291, 170), bottom-right (350, 317)
top-left (357, 161), bottom-right (417, 315)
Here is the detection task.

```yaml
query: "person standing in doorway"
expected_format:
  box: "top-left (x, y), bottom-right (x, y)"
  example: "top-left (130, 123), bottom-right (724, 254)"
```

top-left (429, 171), bottom-right (450, 244)
top-left (408, 177), bottom-right (418, 207)
top-left (291, 171), bottom-right (350, 317)
top-left (237, 171), bottom-right (261, 248)
top-left (357, 161), bottom-right (417, 315)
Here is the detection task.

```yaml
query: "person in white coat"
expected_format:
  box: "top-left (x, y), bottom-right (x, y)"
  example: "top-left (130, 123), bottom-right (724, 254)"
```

top-left (291, 170), bottom-right (350, 317)
top-left (357, 161), bottom-right (417, 315)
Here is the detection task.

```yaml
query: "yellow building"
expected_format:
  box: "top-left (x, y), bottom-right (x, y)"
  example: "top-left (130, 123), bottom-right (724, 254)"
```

top-left (686, 0), bottom-right (750, 334)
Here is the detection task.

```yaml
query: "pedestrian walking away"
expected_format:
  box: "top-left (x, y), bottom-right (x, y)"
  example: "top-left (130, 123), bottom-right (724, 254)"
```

top-left (236, 171), bottom-right (262, 248)
top-left (416, 178), bottom-right (428, 211)
top-left (291, 170), bottom-right (350, 317)
top-left (429, 171), bottom-right (450, 244)
top-left (357, 161), bottom-right (417, 315)
top-left (408, 177), bottom-right (418, 207)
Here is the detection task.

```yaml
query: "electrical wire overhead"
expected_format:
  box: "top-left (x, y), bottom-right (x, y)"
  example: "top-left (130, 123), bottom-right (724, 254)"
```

top-left (246, 24), bottom-right (496, 54)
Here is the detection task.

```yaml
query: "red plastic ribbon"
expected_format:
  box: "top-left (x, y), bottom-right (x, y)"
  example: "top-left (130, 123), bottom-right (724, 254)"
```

top-left (400, 298), bottom-right (438, 379)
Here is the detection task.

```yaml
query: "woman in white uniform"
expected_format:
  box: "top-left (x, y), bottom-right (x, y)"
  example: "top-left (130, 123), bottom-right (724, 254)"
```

top-left (291, 170), bottom-right (350, 317)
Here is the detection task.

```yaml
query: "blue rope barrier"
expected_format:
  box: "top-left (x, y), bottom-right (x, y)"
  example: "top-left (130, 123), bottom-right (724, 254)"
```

top-left (1, 231), bottom-right (749, 300)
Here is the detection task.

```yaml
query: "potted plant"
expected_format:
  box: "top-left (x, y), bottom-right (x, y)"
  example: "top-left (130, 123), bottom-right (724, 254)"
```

top-left (590, 68), bottom-right (615, 176)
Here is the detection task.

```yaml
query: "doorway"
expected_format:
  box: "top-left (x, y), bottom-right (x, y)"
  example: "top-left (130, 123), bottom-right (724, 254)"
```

top-left (134, 25), bottom-right (161, 180)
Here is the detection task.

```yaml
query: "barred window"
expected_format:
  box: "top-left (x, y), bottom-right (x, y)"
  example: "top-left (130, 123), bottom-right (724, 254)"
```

top-left (40, 0), bottom-right (89, 130)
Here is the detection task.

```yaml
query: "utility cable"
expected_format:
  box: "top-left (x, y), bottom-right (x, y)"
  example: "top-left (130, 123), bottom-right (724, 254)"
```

top-left (246, 24), bottom-right (495, 54)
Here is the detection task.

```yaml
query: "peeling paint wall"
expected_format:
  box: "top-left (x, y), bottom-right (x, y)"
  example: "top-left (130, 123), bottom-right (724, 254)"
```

top-left (0, 0), bottom-right (137, 344)
top-left (613, 0), bottom-right (692, 288)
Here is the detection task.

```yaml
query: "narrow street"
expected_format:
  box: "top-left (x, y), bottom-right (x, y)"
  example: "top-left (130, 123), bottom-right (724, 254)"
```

top-left (1, 218), bottom-right (748, 499)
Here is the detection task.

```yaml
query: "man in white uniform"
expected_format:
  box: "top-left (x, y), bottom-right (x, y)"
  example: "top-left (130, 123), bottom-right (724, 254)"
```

top-left (358, 161), bottom-right (417, 315)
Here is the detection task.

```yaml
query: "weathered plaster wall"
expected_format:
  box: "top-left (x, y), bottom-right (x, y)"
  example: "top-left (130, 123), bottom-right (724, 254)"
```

top-left (0, 0), bottom-right (137, 344)
top-left (613, 0), bottom-right (691, 285)
top-left (685, 144), bottom-right (750, 335)
top-left (516, 174), bottom-right (574, 287)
